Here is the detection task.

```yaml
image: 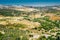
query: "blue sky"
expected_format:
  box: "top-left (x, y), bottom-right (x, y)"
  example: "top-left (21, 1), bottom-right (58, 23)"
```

top-left (0, 0), bottom-right (60, 6)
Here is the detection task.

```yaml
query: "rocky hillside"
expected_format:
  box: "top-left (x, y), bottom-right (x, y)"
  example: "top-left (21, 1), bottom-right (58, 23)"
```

top-left (0, 5), bottom-right (60, 40)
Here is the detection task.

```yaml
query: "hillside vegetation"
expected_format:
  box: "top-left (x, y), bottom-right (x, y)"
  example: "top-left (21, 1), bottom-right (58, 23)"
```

top-left (0, 6), bottom-right (60, 40)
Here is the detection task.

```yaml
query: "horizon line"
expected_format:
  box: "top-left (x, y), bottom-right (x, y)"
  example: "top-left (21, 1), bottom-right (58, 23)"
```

top-left (0, 4), bottom-right (60, 7)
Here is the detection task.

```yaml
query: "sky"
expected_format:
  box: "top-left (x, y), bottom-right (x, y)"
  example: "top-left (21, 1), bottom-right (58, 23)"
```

top-left (0, 0), bottom-right (60, 6)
